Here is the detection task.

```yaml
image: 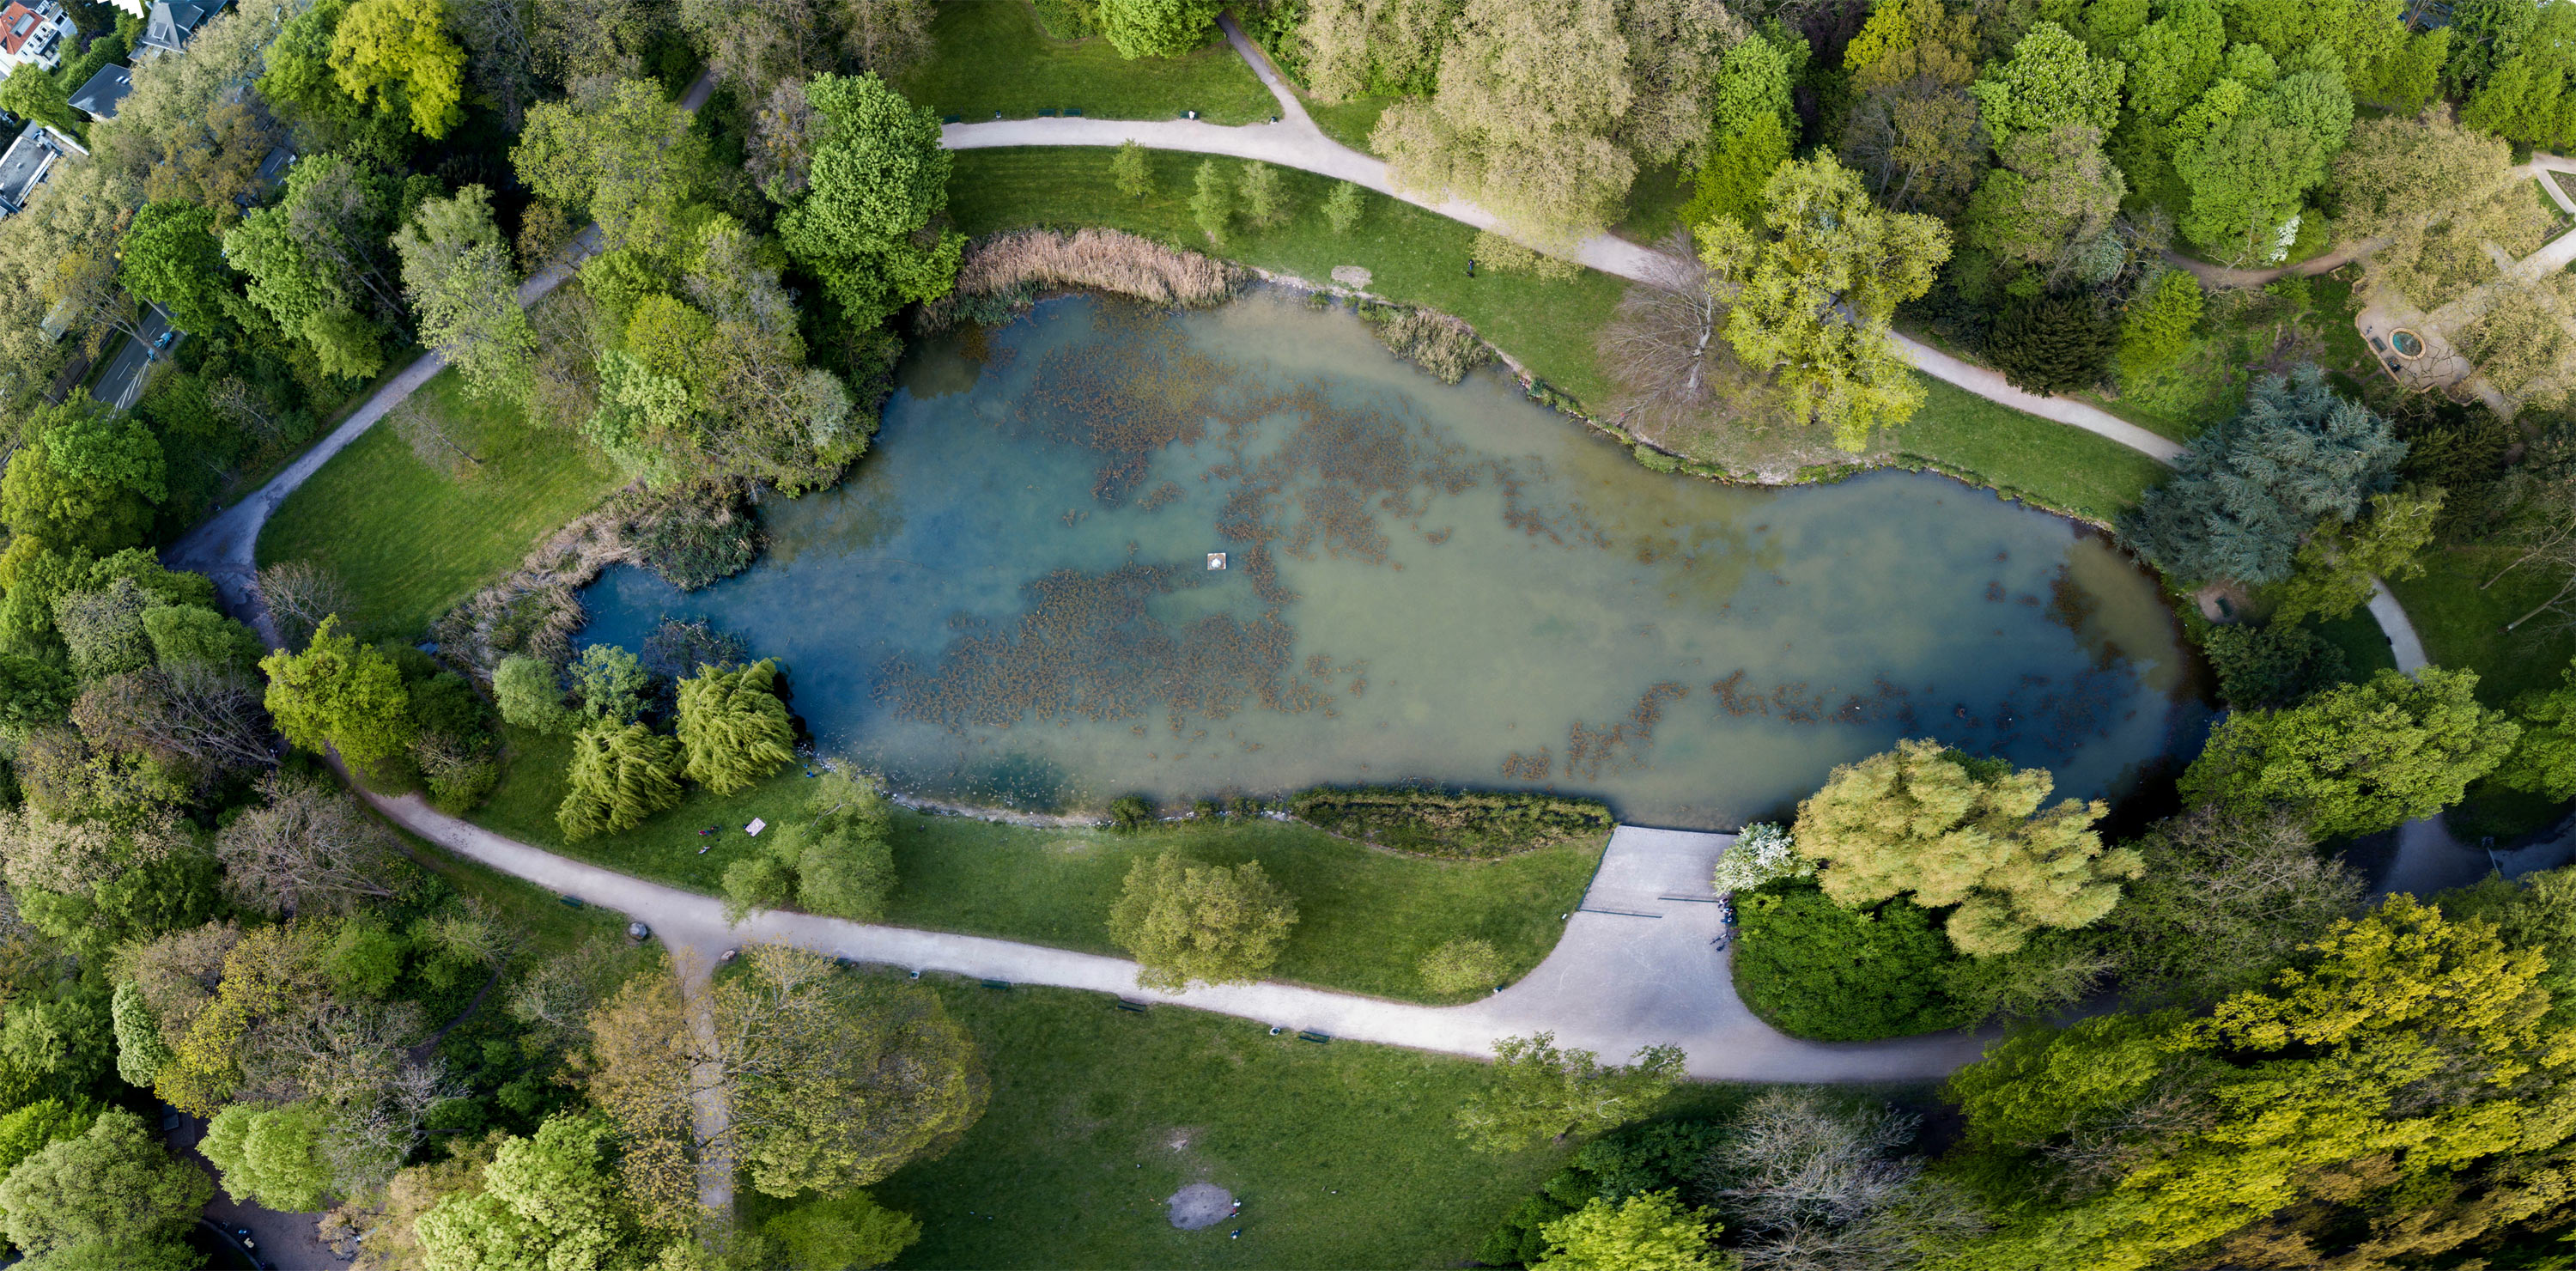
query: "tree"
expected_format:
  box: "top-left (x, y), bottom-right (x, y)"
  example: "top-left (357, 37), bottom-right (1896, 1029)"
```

top-left (513, 76), bottom-right (704, 255)
top-left (1699, 155), bottom-right (1952, 451)
top-left (774, 72), bottom-right (962, 330)
top-left (2173, 65), bottom-right (2354, 259)
top-left (1107, 851), bottom-right (1298, 992)
top-left (415, 1116), bottom-right (655, 1271)
top-left (1534, 1190), bottom-right (1720, 1271)
top-left (214, 774), bottom-right (406, 917)
top-left (258, 617), bottom-right (416, 775)
top-left (2269, 487), bottom-right (2443, 623)
top-left (1838, 78), bottom-right (1985, 220)
top-left (141, 605), bottom-right (265, 672)
top-left (1111, 140), bottom-right (1151, 198)
top-left (721, 769), bottom-right (898, 921)
top-left (2183, 666), bottom-right (2520, 837)
top-left (1238, 161), bottom-right (1288, 229)
top-left (2096, 806), bottom-right (2362, 1004)
top-left (679, 0), bottom-right (823, 100)
top-left (2121, 365), bottom-right (2406, 586)
top-left (712, 946), bottom-right (987, 1197)
top-left (568, 643), bottom-right (650, 725)
top-left (394, 185), bottom-right (534, 403)
top-left (2, 395), bottom-right (167, 556)
top-left (118, 202), bottom-right (235, 338)
top-left (255, 562), bottom-right (356, 653)
top-left (0, 65), bottom-right (76, 132)
top-left (2499, 658), bottom-right (2576, 800)
top-left (202, 1102), bottom-right (331, 1212)
top-left (556, 721), bottom-right (684, 839)
top-left (0, 653), bottom-right (76, 736)
top-left (1794, 739), bottom-right (2137, 957)
top-left (1420, 938), bottom-right (1507, 994)
top-left (1188, 157), bottom-right (1231, 243)
top-left (1295, 0), bottom-right (1459, 100)
top-left (1322, 179), bottom-right (1364, 234)
top-left (765, 1191), bottom-right (922, 1271)
top-left (1969, 21), bottom-right (2123, 149)
top-left (493, 655), bottom-right (576, 733)
top-left (2116, 268), bottom-right (2203, 383)
top-left (1964, 125), bottom-right (2127, 283)
top-left (331, 0), bottom-right (469, 137)
top-left (112, 982), bottom-right (173, 1086)
top-left (674, 658), bottom-right (794, 794)
top-left (1098, 0), bottom-right (1221, 57)
top-left (1678, 112), bottom-right (1789, 231)
top-left (0, 1108), bottom-right (211, 1271)
top-left (222, 155), bottom-right (408, 378)
top-left (1985, 294), bottom-right (2116, 395)
top-left (2202, 621), bottom-right (2349, 709)
top-left (1455, 1033), bottom-right (1684, 1153)
top-left (1733, 879), bottom-right (1968, 1039)
top-left (0, 1100), bottom-right (98, 1183)
top-left (1370, 0), bottom-right (1741, 243)
top-left (835, 0), bottom-right (936, 76)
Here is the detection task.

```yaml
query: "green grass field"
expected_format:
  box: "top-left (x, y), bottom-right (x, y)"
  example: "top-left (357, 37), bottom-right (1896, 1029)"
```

top-left (947, 146), bottom-right (1627, 400)
top-left (256, 368), bottom-right (621, 642)
top-left (1304, 94), bottom-right (1392, 151)
top-left (896, 0), bottom-right (1275, 125)
top-left (1885, 375), bottom-right (2174, 525)
top-left (867, 981), bottom-right (1572, 1269)
top-left (470, 730), bottom-right (1601, 1002)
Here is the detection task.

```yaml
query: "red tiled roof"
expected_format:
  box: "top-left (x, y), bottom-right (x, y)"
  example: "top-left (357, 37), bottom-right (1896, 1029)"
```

top-left (0, 4), bottom-right (41, 56)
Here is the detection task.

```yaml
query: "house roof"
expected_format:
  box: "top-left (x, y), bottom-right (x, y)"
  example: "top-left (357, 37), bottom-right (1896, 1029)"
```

top-left (68, 62), bottom-right (129, 119)
top-left (140, 0), bottom-right (221, 52)
top-left (0, 3), bottom-right (43, 56)
top-left (0, 121), bottom-right (66, 214)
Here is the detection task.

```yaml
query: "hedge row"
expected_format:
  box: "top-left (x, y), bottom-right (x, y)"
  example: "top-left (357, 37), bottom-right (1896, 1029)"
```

top-left (1287, 787), bottom-right (1614, 859)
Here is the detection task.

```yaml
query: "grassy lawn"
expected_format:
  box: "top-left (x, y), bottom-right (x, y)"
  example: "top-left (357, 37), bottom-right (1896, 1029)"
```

top-left (1883, 374), bottom-right (2173, 524)
top-left (896, 0), bottom-right (1274, 125)
top-left (1305, 94), bottom-right (1391, 151)
top-left (470, 729), bottom-right (1601, 1003)
top-left (948, 146), bottom-right (1627, 401)
top-left (1617, 163), bottom-right (1696, 246)
top-left (865, 981), bottom-right (1574, 1269)
top-left (256, 368), bottom-right (621, 642)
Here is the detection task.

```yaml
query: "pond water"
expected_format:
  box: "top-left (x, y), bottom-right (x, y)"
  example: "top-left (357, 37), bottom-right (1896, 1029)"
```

top-left (577, 291), bottom-right (2207, 829)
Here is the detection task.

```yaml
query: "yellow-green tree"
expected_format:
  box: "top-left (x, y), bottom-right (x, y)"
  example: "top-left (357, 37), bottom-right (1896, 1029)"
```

top-left (331, 0), bottom-right (467, 137)
top-left (1699, 155), bottom-right (1950, 451)
top-left (1793, 739), bottom-right (2136, 956)
top-left (674, 658), bottom-right (795, 795)
top-left (556, 721), bottom-right (684, 840)
top-left (258, 617), bottom-right (416, 776)
top-left (1108, 852), bottom-right (1297, 992)
top-left (1534, 1190), bottom-right (1722, 1271)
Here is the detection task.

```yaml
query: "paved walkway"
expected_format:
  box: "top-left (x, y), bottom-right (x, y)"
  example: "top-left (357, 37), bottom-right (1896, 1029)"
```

top-left (366, 793), bottom-right (1987, 1082)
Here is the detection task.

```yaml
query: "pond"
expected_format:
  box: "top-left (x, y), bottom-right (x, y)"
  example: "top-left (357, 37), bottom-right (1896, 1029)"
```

top-left (577, 291), bottom-right (2207, 829)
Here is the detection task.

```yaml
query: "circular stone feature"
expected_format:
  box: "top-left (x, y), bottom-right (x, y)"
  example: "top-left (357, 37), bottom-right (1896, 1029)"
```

top-left (1167, 1183), bottom-right (1234, 1230)
top-left (2391, 329), bottom-right (2425, 358)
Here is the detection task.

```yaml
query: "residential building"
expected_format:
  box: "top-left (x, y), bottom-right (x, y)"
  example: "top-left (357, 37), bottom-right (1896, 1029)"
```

top-left (0, 119), bottom-right (80, 218)
top-left (136, 0), bottom-right (225, 58)
top-left (0, 0), bottom-right (76, 72)
top-left (68, 61), bottom-right (129, 119)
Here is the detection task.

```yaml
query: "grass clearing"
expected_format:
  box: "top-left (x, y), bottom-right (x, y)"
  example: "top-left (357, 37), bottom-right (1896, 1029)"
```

top-left (866, 981), bottom-right (1572, 1269)
top-left (1305, 94), bottom-right (1391, 151)
top-left (947, 146), bottom-right (1627, 401)
top-left (470, 729), bottom-right (1600, 1002)
top-left (1884, 374), bottom-right (2173, 524)
top-left (256, 368), bottom-right (621, 642)
top-left (896, 0), bottom-right (1274, 125)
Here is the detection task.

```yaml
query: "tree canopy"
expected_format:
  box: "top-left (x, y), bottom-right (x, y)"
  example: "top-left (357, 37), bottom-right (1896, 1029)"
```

top-left (1107, 851), bottom-right (1299, 992)
top-left (2182, 666), bottom-right (2520, 836)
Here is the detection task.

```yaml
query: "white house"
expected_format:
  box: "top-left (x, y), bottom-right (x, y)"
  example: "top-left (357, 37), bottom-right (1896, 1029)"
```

top-left (0, 0), bottom-right (76, 72)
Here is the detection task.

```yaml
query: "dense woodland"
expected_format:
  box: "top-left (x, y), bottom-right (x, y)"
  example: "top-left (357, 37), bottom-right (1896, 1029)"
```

top-left (0, 0), bottom-right (2571, 1268)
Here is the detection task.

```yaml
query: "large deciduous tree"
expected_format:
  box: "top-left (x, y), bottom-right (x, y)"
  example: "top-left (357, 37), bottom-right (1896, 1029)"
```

top-left (1535, 1190), bottom-right (1722, 1270)
top-left (1098, 0), bottom-right (1222, 58)
top-left (0, 1107), bottom-right (211, 1271)
top-left (513, 76), bottom-right (704, 255)
top-left (1699, 155), bottom-right (1951, 452)
top-left (394, 185), bottom-right (535, 402)
top-left (1107, 851), bottom-right (1298, 992)
top-left (674, 657), bottom-right (795, 794)
top-left (118, 202), bottom-right (236, 338)
top-left (2094, 806), bottom-right (2362, 1004)
top-left (213, 774), bottom-right (406, 918)
top-left (0, 394), bottom-right (167, 556)
top-left (2182, 666), bottom-right (2520, 837)
top-left (1792, 739), bottom-right (2136, 956)
top-left (258, 617), bottom-right (416, 775)
top-left (774, 72), bottom-right (962, 330)
top-left (331, 0), bottom-right (469, 137)
top-left (2499, 658), bottom-right (2576, 800)
top-left (1968, 21), bottom-right (2123, 149)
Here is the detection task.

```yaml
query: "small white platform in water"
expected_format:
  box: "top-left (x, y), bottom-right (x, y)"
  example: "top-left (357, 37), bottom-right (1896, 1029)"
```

top-left (1206, 552), bottom-right (1228, 570)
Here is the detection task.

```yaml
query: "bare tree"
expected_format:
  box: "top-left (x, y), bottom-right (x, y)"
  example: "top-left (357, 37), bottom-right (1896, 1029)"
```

top-left (208, 377), bottom-right (286, 446)
top-left (1599, 231), bottom-right (1726, 433)
top-left (71, 664), bottom-right (278, 781)
top-left (254, 562), bottom-right (356, 652)
top-left (1696, 1089), bottom-right (1990, 1270)
top-left (214, 773), bottom-right (407, 917)
top-left (388, 396), bottom-right (486, 477)
top-left (829, 0), bottom-right (933, 76)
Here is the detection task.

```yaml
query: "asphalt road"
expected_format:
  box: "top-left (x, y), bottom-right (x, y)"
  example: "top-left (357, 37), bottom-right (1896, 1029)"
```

top-left (93, 304), bottom-right (174, 411)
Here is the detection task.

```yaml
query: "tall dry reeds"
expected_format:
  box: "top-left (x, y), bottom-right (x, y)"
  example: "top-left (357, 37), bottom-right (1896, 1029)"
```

top-left (954, 228), bottom-right (1246, 308)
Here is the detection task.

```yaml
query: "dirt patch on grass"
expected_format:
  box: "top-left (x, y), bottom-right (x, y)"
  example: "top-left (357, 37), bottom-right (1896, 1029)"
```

top-left (1167, 1182), bottom-right (1235, 1230)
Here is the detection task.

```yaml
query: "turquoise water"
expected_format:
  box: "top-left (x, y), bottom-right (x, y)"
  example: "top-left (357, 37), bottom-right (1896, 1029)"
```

top-left (578, 292), bottom-right (2205, 828)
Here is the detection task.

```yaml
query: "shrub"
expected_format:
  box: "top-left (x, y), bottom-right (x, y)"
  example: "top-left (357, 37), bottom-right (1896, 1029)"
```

top-left (1238, 161), bottom-right (1288, 228)
top-left (1473, 230), bottom-right (1580, 281)
top-left (1710, 823), bottom-right (1810, 894)
top-left (1108, 852), bottom-right (1297, 991)
top-left (1290, 787), bottom-right (1614, 858)
top-left (1190, 159), bottom-right (1231, 243)
top-left (1364, 308), bottom-right (1491, 384)
top-left (674, 659), bottom-right (795, 795)
top-left (493, 655), bottom-right (575, 734)
top-left (1322, 181), bottom-right (1364, 234)
top-left (1987, 294), bottom-right (2115, 394)
top-left (1732, 879), bottom-right (1969, 1041)
top-left (1419, 938), bottom-right (1507, 994)
top-left (1631, 444), bottom-right (1680, 473)
top-left (625, 484), bottom-right (759, 591)
top-left (2202, 622), bottom-right (2350, 710)
top-left (2117, 268), bottom-right (2203, 384)
top-left (1107, 794), bottom-right (1156, 830)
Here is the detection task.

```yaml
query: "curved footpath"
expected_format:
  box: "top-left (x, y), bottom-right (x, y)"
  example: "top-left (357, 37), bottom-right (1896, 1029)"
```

top-left (364, 787), bottom-right (1987, 1083)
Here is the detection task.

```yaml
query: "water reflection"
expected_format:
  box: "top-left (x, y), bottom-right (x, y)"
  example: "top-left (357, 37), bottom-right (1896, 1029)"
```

top-left (577, 291), bottom-right (2207, 828)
